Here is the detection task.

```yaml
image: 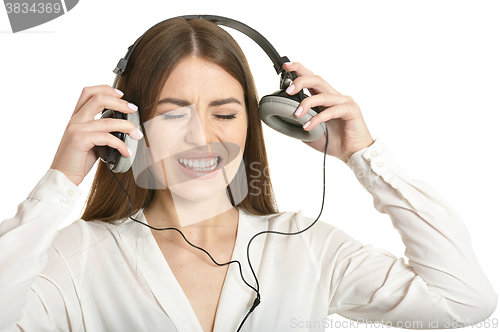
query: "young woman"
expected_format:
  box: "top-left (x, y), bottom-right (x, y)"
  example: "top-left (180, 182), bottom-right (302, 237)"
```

top-left (0, 17), bottom-right (497, 332)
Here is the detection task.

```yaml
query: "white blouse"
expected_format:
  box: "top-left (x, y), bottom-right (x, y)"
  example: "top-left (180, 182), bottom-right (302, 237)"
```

top-left (0, 139), bottom-right (497, 332)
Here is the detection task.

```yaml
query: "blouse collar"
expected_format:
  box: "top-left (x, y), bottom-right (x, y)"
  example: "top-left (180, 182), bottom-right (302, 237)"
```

top-left (117, 208), bottom-right (270, 332)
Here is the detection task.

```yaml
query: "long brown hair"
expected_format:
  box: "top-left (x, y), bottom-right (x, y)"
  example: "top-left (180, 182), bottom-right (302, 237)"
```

top-left (81, 18), bottom-right (278, 222)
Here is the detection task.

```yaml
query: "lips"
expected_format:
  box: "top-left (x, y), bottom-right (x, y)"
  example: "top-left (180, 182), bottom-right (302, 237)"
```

top-left (175, 150), bottom-right (223, 160)
top-left (173, 150), bottom-right (225, 180)
top-left (165, 143), bottom-right (241, 183)
top-left (177, 156), bottom-right (221, 171)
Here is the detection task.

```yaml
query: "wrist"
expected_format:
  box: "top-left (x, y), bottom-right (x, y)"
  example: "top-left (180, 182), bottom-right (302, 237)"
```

top-left (344, 138), bottom-right (376, 163)
top-left (49, 165), bottom-right (82, 187)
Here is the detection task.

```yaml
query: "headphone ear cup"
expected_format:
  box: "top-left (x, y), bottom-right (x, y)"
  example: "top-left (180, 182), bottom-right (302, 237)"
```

top-left (259, 90), bottom-right (326, 142)
top-left (112, 111), bottom-right (140, 173)
top-left (95, 109), bottom-right (141, 173)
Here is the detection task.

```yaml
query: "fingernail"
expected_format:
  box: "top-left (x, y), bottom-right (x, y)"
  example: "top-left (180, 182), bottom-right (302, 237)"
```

top-left (303, 121), bottom-right (310, 129)
top-left (294, 106), bottom-right (303, 117)
top-left (130, 127), bottom-right (143, 140)
top-left (127, 147), bottom-right (133, 156)
top-left (286, 84), bottom-right (295, 95)
top-left (284, 62), bottom-right (293, 66)
top-left (114, 88), bottom-right (124, 96)
top-left (128, 102), bottom-right (138, 112)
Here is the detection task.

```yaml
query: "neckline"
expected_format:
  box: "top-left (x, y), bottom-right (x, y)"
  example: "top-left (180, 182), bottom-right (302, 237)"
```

top-left (137, 207), bottom-right (245, 332)
top-left (121, 208), bottom-right (269, 332)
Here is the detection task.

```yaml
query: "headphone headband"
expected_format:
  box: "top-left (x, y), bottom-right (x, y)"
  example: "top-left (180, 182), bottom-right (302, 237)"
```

top-left (112, 15), bottom-right (291, 88)
top-left (98, 14), bottom-right (326, 173)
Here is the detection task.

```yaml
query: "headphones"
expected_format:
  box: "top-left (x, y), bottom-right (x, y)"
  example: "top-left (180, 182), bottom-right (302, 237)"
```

top-left (97, 15), bottom-right (330, 331)
top-left (96, 14), bottom-right (326, 172)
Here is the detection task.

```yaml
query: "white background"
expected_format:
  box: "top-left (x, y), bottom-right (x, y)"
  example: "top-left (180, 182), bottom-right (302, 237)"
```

top-left (1, 0), bottom-right (499, 330)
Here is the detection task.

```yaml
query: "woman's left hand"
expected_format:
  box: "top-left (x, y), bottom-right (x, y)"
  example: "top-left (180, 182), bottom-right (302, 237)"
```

top-left (283, 62), bottom-right (375, 163)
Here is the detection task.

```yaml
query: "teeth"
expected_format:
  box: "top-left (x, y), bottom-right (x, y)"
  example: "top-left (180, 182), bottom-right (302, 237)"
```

top-left (178, 157), bottom-right (220, 171)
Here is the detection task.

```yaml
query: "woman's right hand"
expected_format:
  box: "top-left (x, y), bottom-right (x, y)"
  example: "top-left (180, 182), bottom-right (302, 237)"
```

top-left (50, 85), bottom-right (143, 186)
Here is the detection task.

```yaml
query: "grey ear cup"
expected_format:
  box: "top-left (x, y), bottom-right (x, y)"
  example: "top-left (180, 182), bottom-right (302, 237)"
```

top-left (259, 92), bottom-right (326, 142)
top-left (96, 109), bottom-right (141, 173)
top-left (112, 111), bottom-right (141, 173)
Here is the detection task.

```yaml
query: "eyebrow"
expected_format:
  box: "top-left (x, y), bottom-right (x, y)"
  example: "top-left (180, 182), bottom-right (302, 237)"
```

top-left (209, 98), bottom-right (242, 107)
top-left (157, 97), bottom-right (242, 107)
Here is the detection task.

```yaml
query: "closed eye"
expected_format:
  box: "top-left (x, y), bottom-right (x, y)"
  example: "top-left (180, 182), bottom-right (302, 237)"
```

top-left (160, 113), bottom-right (236, 120)
top-left (214, 114), bottom-right (236, 120)
top-left (162, 114), bottom-right (186, 120)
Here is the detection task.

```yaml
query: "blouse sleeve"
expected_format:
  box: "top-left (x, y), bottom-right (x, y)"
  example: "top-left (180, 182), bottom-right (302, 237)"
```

top-left (0, 169), bottom-right (83, 331)
top-left (323, 139), bottom-right (497, 328)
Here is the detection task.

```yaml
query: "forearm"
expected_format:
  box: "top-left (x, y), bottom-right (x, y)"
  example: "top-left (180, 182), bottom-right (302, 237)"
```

top-left (0, 169), bottom-right (81, 330)
top-left (345, 139), bottom-right (497, 325)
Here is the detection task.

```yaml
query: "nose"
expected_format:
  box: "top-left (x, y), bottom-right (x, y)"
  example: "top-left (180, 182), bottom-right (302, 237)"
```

top-left (185, 106), bottom-right (217, 147)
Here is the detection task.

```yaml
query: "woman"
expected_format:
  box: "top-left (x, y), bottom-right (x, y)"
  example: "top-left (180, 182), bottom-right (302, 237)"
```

top-left (0, 17), bottom-right (497, 332)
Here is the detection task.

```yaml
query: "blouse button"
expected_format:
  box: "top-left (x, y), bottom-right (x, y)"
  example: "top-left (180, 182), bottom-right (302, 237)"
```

top-left (60, 198), bottom-right (69, 206)
top-left (67, 189), bottom-right (75, 197)
top-left (370, 150), bottom-right (379, 158)
top-left (376, 161), bottom-right (384, 168)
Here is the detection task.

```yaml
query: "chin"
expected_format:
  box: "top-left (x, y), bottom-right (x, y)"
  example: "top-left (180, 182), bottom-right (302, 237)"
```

top-left (169, 179), bottom-right (230, 203)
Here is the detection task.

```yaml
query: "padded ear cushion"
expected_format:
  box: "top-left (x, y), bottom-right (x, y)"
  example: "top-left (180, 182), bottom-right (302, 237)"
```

top-left (259, 94), bottom-right (326, 142)
top-left (112, 111), bottom-right (141, 173)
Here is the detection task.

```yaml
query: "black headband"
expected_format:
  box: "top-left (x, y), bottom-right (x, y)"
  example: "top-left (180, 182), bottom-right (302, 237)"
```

top-left (111, 14), bottom-right (291, 88)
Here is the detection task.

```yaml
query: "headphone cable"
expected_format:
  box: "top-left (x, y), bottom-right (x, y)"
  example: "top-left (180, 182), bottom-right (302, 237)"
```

top-left (106, 126), bottom-right (329, 332)
top-left (235, 126), bottom-right (328, 331)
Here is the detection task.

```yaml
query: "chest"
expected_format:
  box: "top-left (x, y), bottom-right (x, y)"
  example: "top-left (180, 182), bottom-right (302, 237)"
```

top-left (156, 239), bottom-right (235, 332)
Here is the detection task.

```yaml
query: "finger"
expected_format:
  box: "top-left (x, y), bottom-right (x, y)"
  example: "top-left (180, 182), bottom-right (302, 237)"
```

top-left (89, 131), bottom-right (133, 157)
top-left (72, 93), bottom-right (139, 125)
top-left (295, 94), bottom-right (354, 118)
top-left (286, 75), bottom-right (339, 96)
top-left (73, 85), bottom-right (124, 117)
top-left (85, 118), bottom-right (143, 140)
top-left (303, 104), bottom-right (356, 132)
top-left (283, 62), bottom-right (314, 77)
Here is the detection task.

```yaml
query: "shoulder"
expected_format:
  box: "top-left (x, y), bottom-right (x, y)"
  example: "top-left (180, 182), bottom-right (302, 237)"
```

top-left (241, 209), bottom-right (356, 248)
top-left (51, 215), bottom-right (130, 259)
top-left (240, 209), bottom-right (368, 282)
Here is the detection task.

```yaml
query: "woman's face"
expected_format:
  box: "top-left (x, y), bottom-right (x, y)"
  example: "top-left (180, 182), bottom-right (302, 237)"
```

top-left (143, 56), bottom-right (248, 206)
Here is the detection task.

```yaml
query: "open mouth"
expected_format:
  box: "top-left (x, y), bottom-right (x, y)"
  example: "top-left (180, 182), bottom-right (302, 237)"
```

top-left (177, 156), bottom-right (221, 172)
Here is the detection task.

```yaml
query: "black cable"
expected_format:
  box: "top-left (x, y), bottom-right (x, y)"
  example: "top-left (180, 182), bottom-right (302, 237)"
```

top-left (106, 164), bottom-right (259, 296)
top-left (106, 126), bottom-right (329, 332)
top-left (235, 126), bottom-right (329, 331)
